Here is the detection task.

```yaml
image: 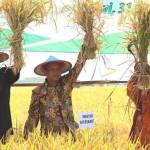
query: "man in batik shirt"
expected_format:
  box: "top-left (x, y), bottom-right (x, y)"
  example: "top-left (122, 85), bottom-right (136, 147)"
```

top-left (24, 45), bottom-right (87, 140)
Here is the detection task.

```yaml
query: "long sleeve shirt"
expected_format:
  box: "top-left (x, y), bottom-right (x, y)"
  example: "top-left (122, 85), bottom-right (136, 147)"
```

top-left (0, 67), bottom-right (20, 139)
top-left (127, 74), bottom-right (150, 146)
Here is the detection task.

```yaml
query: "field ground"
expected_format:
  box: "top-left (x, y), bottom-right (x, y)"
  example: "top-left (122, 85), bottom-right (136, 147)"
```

top-left (0, 85), bottom-right (145, 150)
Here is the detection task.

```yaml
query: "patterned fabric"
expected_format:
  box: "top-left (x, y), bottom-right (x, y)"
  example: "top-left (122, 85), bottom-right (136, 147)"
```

top-left (127, 74), bottom-right (150, 148)
top-left (24, 50), bottom-right (86, 139)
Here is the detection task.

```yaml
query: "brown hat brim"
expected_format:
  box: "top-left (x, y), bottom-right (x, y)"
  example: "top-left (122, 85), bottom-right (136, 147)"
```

top-left (0, 52), bottom-right (9, 63)
top-left (34, 60), bottom-right (72, 76)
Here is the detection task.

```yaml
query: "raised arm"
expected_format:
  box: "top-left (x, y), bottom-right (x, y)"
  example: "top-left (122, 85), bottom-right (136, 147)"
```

top-left (63, 45), bottom-right (87, 85)
top-left (3, 67), bottom-right (20, 85)
top-left (24, 90), bottom-right (40, 140)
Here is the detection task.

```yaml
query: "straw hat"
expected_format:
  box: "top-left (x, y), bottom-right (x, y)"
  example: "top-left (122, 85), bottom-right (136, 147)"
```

top-left (34, 56), bottom-right (72, 76)
top-left (0, 52), bottom-right (9, 63)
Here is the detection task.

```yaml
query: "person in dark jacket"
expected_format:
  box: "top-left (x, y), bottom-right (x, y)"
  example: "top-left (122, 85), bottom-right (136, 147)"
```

top-left (0, 52), bottom-right (20, 144)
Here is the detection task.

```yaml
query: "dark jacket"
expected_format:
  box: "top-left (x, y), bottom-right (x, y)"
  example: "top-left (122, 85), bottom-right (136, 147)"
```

top-left (0, 67), bottom-right (20, 141)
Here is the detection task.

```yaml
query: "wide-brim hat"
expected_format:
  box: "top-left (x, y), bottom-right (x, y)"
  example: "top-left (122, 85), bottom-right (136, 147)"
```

top-left (34, 56), bottom-right (72, 76)
top-left (0, 52), bottom-right (9, 63)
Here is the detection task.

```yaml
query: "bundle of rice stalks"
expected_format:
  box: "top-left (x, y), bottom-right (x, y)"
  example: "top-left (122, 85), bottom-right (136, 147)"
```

top-left (1, 0), bottom-right (52, 73)
top-left (64, 0), bottom-right (104, 59)
top-left (119, 0), bottom-right (150, 89)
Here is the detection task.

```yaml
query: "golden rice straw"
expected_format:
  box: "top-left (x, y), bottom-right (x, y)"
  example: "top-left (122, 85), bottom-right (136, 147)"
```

top-left (119, 0), bottom-right (150, 89)
top-left (64, 0), bottom-right (104, 59)
top-left (1, 0), bottom-right (52, 73)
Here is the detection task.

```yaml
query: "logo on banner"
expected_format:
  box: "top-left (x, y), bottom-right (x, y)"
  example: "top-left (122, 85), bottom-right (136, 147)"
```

top-left (103, 0), bottom-right (133, 15)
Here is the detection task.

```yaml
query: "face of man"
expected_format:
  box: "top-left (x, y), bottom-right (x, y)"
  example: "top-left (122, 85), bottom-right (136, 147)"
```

top-left (45, 63), bottom-right (62, 83)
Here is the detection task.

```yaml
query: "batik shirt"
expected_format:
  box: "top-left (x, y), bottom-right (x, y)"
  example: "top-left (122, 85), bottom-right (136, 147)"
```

top-left (127, 74), bottom-right (150, 146)
top-left (24, 50), bottom-right (87, 137)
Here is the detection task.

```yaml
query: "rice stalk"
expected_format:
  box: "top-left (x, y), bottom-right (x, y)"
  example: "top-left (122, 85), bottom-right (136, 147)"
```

top-left (63, 0), bottom-right (104, 59)
top-left (1, 0), bottom-right (53, 73)
top-left (119, 0), bottom-right (150, 89)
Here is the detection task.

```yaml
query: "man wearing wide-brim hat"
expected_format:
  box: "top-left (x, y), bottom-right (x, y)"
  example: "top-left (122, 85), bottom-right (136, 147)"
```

top-left (23, 47), bottom-right (87, 140)
top-left (0, 52), bottom-right (20, 144)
